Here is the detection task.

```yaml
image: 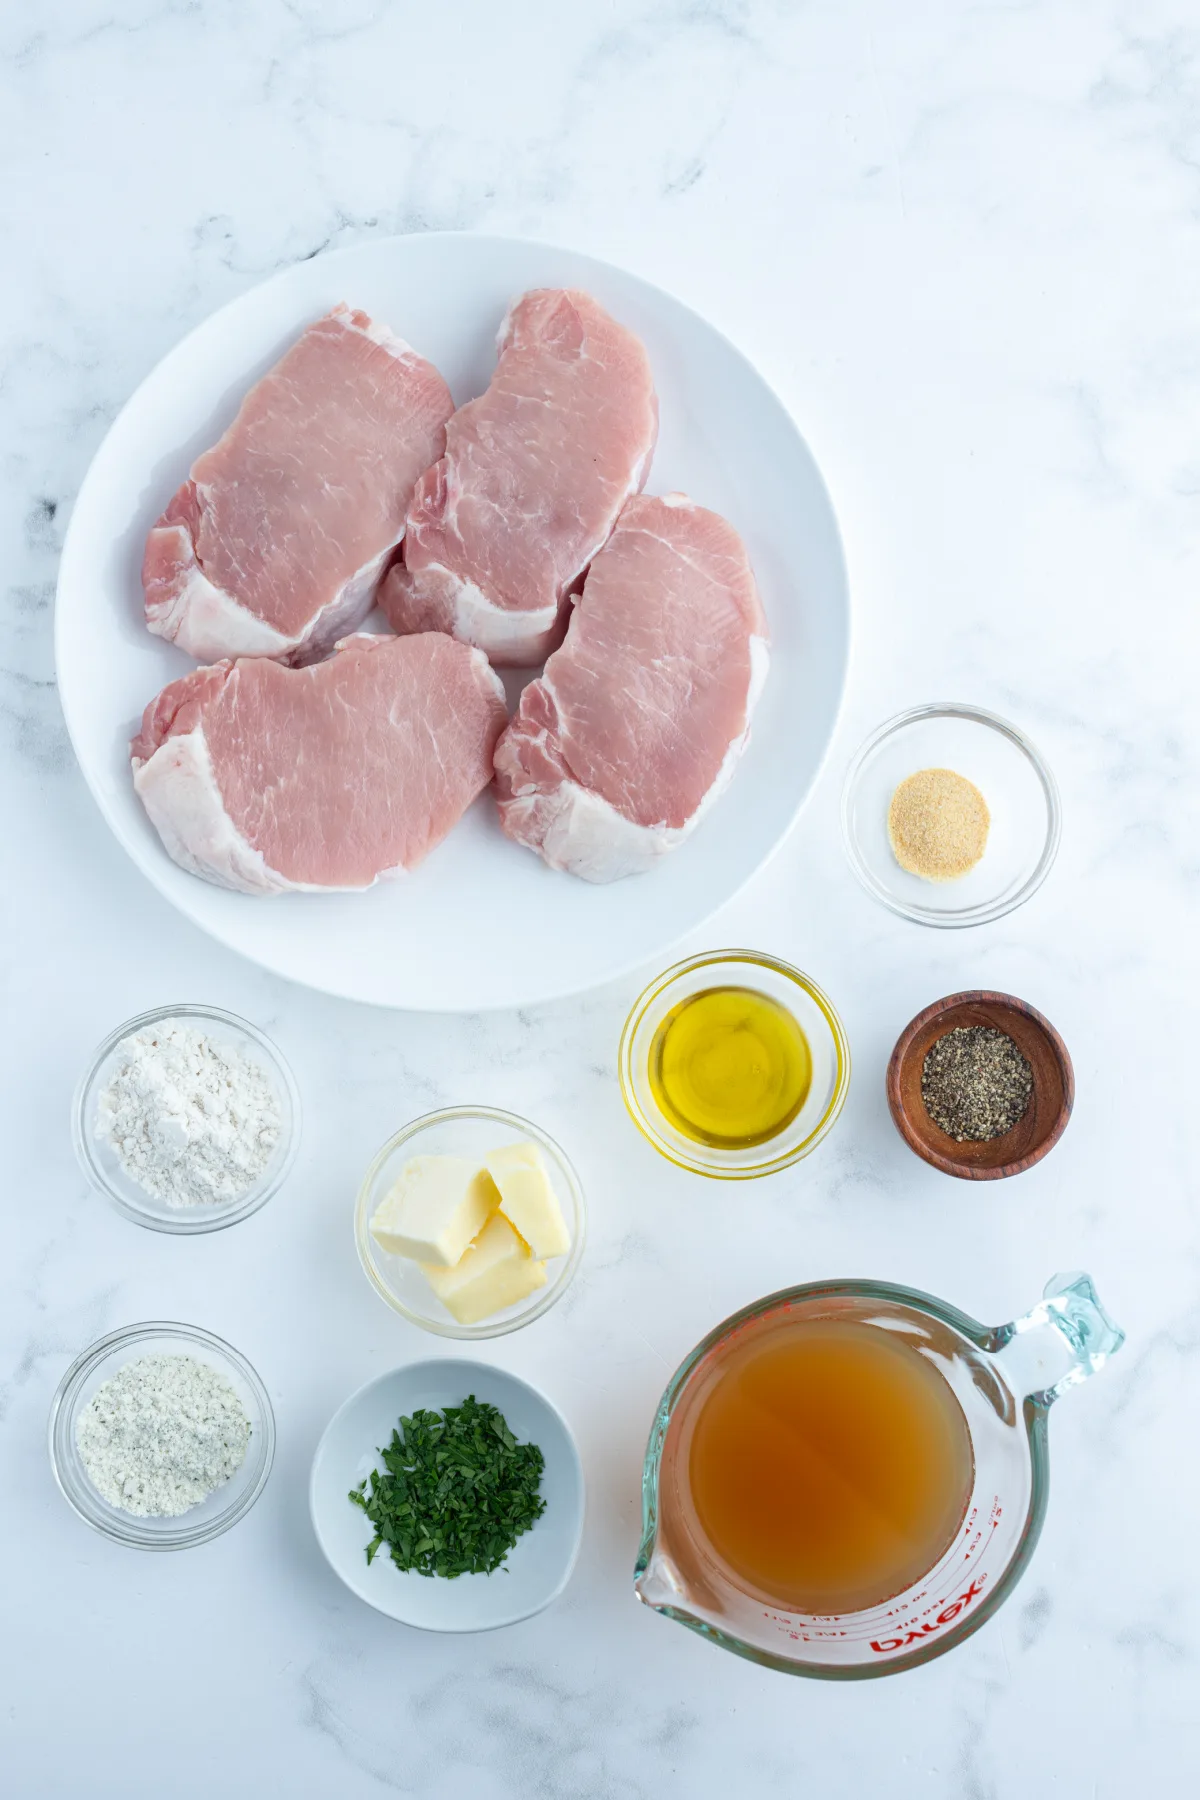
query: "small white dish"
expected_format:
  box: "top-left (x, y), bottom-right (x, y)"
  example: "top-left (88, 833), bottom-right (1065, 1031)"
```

top-left (310, 1360), bottom-right (584, 1631)
top-left (73, 1003), bottom-right (301, 1233)
top-left (355, 1106), bottom-right (585, 1339)
top-left (841, 703), bottom-right (1061, 927)
top-left (49, 1321), bottom-right (275, 1549)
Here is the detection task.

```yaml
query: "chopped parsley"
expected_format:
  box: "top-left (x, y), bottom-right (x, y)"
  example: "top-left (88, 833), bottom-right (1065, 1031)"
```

top-left (349, 1394), bottom-right (546, 1578)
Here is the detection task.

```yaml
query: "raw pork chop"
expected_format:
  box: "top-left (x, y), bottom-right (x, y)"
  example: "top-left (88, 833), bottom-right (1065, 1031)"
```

top-left (493, 494), bottom-right (768, 882)
top-left (143, 305), bottom-right (453, 665)
top-left (131, 634), bottom-right (506, 894)
top-left (379, 288), bottom-right (657, 666)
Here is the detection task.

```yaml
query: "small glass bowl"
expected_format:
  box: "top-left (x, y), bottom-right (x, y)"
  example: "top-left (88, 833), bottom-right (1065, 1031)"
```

top-left (48, 1321), bottom-right (275, 1549)
top-left (841, 703), bottom-right (1061, 928)
top-left (618, 951), bottom-right (851, 1179)
top-left (73, 1003), bottom-right (301, 1233)
top-left (355, 1106), bottom-right (586, 1340)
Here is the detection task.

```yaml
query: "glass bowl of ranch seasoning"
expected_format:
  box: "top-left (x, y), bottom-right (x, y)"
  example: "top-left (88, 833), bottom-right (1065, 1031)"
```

top-left (73, 1003), bottom-right (301, 1233)
top-left (49, 1321), bottom-right (275, 1548)
top-left (841, 703), bottom-right (1061, 927)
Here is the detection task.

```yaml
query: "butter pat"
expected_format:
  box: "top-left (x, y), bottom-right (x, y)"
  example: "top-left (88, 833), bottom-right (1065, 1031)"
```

top-left (420, 1212), bottom-right (547, 1325)
top-left (482, 1141), bottom-right (571, 1259)
top-left (370, 1155), bottom-right (499, 1268)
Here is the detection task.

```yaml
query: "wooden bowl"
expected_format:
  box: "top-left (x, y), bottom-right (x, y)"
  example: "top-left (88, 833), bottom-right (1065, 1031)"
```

top-left (886, 991), bottom-right (1073, 1180)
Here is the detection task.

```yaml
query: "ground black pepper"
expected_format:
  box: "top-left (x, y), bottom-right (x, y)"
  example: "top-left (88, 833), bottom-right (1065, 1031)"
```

top-left (921, 1025), bottom-right (1033, 1142)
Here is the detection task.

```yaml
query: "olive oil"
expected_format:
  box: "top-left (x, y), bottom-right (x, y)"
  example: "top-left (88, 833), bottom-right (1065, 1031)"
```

top-left (687, 1317), bottom-right (975, 1614)
top-left (648, 986), bottom-right (812, 1148)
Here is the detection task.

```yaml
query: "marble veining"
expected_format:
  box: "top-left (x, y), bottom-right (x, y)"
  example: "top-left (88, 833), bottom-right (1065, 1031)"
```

top-left (3, 0), bottom-right (1200, 1794)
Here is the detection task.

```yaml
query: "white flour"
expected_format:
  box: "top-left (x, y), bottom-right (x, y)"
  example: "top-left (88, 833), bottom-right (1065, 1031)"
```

top-left (96, 1018), bottom-right (281, 1207)
top-left (76, 1354), bottom-right (251, 1517)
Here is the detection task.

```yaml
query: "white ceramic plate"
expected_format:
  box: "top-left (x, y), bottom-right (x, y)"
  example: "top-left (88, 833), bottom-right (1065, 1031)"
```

top-left (56, 233), bottom-right (849, 1009)
top-left (309, 1359), bottom-right (584, 1631)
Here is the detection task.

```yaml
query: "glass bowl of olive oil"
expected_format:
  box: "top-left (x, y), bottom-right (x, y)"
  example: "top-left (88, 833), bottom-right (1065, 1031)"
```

top-left (618, 951), bottom-right (850, 1179)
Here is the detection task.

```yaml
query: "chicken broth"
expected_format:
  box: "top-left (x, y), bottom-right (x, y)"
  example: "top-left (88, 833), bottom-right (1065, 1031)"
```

top-left (687, 1317), bottom-right (974, 1615)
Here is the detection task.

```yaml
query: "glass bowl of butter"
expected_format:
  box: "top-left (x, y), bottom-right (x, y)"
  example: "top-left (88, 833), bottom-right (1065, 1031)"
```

top-left (355, 1107), bottom-right (586, 1339)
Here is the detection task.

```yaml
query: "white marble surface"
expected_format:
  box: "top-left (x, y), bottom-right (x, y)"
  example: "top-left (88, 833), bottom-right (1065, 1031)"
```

top-left (3, 0), bottom-right (1198, 1792)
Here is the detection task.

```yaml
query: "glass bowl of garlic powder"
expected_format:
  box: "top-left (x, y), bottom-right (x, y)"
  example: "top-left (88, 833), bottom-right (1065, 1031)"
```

top-left (73, 1003), bottom-right (301, 1234)
top-left (355, 1107), bottom-right (587, 1339)
top-left (840, 703), bottom-right (1061, 927)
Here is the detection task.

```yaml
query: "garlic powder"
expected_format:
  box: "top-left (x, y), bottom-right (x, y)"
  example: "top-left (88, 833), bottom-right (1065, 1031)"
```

top-left (887, 767), bottom-right (990, 883)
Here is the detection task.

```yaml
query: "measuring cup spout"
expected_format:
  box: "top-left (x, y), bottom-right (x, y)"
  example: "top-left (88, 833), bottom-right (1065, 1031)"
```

top-left (633, 1543), bottom-right (689, 1613)
top-left (992, 1271), bottom-right (1125, 1407)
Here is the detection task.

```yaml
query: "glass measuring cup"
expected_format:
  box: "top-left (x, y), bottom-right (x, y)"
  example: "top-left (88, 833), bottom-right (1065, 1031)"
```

top-left (634, 1273), bottom-right (1123, 1677)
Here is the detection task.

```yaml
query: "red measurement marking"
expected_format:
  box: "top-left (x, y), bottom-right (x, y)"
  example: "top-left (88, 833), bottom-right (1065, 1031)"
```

top-left (869, 1577), bottom-right (987, 1653)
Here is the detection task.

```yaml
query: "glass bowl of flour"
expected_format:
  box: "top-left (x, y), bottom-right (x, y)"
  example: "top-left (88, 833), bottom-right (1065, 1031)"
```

top-left (49, 1321), bottom-right (275, 1548)
top-left (73, 1004), bottom-right (301, 1233)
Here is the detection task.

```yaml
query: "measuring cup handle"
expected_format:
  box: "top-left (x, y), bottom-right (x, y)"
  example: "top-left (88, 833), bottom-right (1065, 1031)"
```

top-left (993, 1271), bottom-right (1125, 1407)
